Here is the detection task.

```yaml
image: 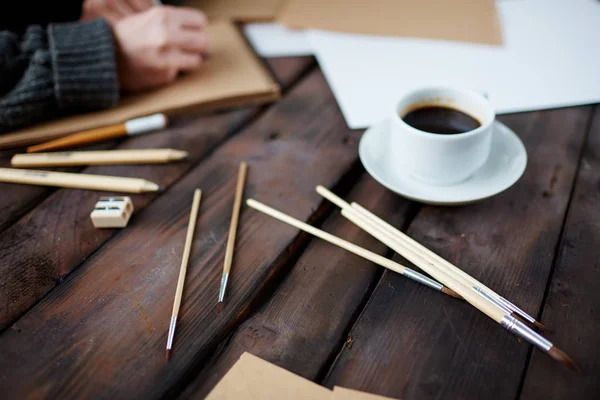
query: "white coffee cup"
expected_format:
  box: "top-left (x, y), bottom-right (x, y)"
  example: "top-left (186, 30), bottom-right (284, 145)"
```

top-left (390, 87), bottom-right (495, 186)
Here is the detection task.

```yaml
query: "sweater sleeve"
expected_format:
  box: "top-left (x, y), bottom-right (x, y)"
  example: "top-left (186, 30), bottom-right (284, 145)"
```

top-left (0, 19), bottom-right (119, 134)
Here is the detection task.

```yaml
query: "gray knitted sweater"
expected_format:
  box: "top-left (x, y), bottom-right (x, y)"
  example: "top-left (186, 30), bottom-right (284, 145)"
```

top-left (0, 19), bottom-right (119, 133)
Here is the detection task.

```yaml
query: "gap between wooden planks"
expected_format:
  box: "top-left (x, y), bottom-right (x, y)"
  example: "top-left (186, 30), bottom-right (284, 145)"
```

top-left (519, 105), bottom-right (600, 400)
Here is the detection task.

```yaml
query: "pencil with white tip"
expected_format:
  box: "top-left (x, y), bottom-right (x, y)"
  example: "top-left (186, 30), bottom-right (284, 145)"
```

top-left (26, 113), bottom-right (168, 153)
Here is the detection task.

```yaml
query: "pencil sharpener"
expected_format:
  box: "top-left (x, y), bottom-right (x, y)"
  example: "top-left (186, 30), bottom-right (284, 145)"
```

top-left (90, 197), bottom-right (134, 228)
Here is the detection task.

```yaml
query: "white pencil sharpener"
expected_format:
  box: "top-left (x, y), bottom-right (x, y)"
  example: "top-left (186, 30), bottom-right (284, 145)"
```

top-left (90, 197), bottom-right (134, 228)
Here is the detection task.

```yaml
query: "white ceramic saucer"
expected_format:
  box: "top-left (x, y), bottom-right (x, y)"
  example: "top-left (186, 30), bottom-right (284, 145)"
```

top-left (358, 119), bottom-right (527, 205)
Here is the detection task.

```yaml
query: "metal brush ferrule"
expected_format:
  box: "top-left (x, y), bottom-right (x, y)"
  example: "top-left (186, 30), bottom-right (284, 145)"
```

top-left (218, 273), bottom-right (229, 303)
top-left (166, 316), bottom-right (177, 350)
top-left (496, 296), bottom-right (537, 324)
top-left (500, 315), bottom-right (552, 351)
top-left (403, 268), bottom-right (443, 291)
top-left (472, 286), bottom-right (512, 314)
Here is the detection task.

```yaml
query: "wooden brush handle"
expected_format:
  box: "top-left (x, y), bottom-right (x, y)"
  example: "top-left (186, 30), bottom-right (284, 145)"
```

top-left (340, 207), bottom-right (507, 323)
top-left (223, 162), bottom-right (248, 274)
top-left (27, 124), bottom-right (127, 153)
top-left (246, 199), bottom-right (408, 276)
top-left (171, 189), bottom-right (203, 318)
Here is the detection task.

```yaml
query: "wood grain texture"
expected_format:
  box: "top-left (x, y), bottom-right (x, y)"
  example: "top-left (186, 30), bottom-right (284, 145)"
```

top-left (179, 175), bottom-right (411, 399)
top-left (0, 69), bottom-right (362, 399)
top-left (519, 106), bottom-right (600, 399)
top-left (321, 107), bottom-right (594, 399)
top-left (0, 58), bottom-right (313, 331)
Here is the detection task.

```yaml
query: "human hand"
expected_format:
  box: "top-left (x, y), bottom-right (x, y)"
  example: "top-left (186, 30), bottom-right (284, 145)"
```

top-left (113, 6), bottom-right (210, 92)
top-left (81, 0), bottom-right (155, 25)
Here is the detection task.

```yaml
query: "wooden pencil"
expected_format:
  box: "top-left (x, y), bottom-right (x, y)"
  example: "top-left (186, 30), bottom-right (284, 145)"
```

top-left (166, 189), bottom-right (202, 358)
top-left (218, 162), bottom-right (248, 312)
top-left (26, 113), bottom-right (167, 153)
top-left (246, 198), bottom-right (460, 298)
top-left (11, 149), bottom-right (188, 168)
top-left (0, 167), bottom-right (160, 193)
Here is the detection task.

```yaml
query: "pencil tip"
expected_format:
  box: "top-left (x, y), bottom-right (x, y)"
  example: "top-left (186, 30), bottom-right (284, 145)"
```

top-left (548, 346), bottom-right (581, 373)
top-left (217, 302), bottom-right (222, 313)
top-left (441, 287), bottom-right (463, 300)
top-left (166, 349), bottom-right (171, 361)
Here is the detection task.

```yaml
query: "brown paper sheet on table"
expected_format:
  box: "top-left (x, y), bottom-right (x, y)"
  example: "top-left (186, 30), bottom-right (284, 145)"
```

top-left (181, 0), bottom-right (286, 21)
top-left (332, 386), bottom-right (399, 400)
top-left (206, 352), bottom-right (332, 399)
top-left (277, 0), bottom-right (503, 45)
top-left (0, 20), bottom-right (280, 149)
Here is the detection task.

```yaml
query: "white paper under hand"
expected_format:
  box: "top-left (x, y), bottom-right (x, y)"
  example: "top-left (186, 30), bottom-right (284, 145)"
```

top-left (243, 23), bottom-right (312, 57)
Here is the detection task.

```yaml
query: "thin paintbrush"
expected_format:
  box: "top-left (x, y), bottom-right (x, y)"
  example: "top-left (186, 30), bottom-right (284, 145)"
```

top-left (166, 189), bottom-right (202, 359)
top-left (316, 185), bottom-right (547, 331)
top-left (219, 162), bottom-right (248, 313)
top-left (246, 198), bottom-right (461, 299)
top-left (334, 198), bottom-right (578, 371)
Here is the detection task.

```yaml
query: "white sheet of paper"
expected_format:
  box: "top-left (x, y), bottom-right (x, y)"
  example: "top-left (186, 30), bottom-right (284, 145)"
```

top-left (243, 23), bottom-right (312, 57)
top-left (307, 0), bottom-right (600, 129)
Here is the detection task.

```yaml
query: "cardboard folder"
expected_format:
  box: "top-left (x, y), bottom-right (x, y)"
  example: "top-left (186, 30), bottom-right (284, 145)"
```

top-left (278, 0), bottom-right (502, 45)
top-left (182, 0), bottom-right (286, 21)
top-left (0, 20), bottom-right (280, 149)
top-left (205, 352), bottom-right (332, 399)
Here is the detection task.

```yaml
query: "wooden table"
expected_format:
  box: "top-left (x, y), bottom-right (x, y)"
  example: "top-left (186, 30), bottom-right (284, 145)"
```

top-left (0, 57), bottom-right (598, 400)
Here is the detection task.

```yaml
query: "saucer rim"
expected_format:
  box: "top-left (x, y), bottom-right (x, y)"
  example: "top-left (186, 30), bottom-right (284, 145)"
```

top-left (358, 119), bottom-right (527, 206)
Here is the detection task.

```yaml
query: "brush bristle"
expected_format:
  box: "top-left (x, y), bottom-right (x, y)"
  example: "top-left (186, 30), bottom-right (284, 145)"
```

top-left (548, 346), bottom-right (581, 373)
top-left (217, 302), bottom-right (222, 313)
top-left (533, 320), bottom-right (550, 332)
top-left (441, 287), bottom-right (463, 300)
top-left (166, 349), bottom-right (171, 361)
top-left (511, 313), bottom-right (538, 331)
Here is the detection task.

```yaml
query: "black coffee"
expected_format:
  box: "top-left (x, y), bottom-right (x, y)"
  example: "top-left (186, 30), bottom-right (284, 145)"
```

top-left (402, 106), bottom-right (481, 135)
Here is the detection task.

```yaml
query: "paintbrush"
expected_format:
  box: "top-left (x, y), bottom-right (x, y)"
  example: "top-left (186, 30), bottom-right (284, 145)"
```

top-left (317, 185), bottom-right (547, 331)
top-left (246, 198), bottom-right (461, 299)
top-left (166, 189), bottom-right (202, 359)
top-left (317, 187), bottom-right (577, 371)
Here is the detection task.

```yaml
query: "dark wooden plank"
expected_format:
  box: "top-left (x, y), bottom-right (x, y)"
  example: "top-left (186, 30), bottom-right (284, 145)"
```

top-left (0, 57), bottom-right (314, 331)
top-left (519, 106), bottom-right (600, 399)
top-left (0, 69), bottom-right (363, 399)
top-left (266, 56), bottom-right (316, 89)
top-left (320, 107), bottom-right (594, 399)
top-left (0, 57), bottom-right (314, 236)
top-left (179, 174), bottom-right (412, 399)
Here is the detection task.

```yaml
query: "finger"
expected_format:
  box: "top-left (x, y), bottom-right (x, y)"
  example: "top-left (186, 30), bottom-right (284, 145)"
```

top-left (168, 50), bottom-right (202, 73)
top-left (107, 0), bottom-right (136, 16)
top-left (166, 6), bottom-right (207, 29)
top-left (169, 29), bottom-right (210, 54)
top-left (127, 0), bottom-right (153, 12)
top-left (100, 10), bottom-right (124, 25)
